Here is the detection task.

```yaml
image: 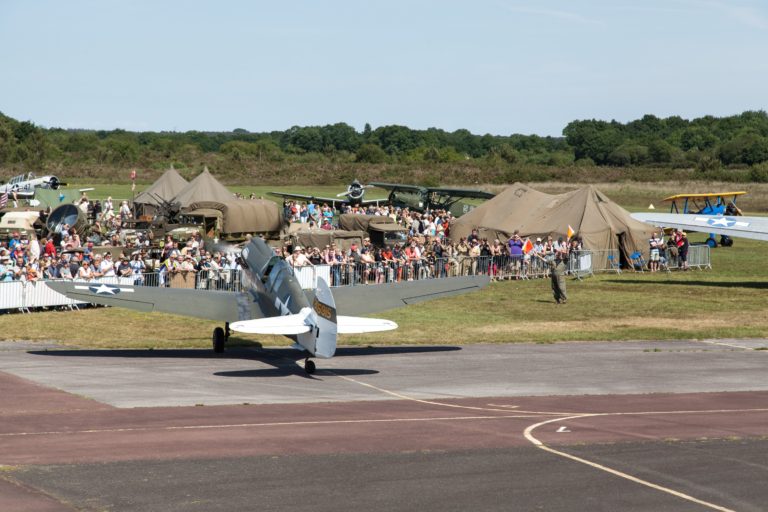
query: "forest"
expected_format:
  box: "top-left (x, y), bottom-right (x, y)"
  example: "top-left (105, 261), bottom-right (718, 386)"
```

top-left (1, 110), bottom-right (767, 184)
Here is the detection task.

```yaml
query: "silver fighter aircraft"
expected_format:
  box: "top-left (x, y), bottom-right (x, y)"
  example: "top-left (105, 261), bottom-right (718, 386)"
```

top-left (0, 172), bottom-right (66, 199)
top-left (46, 238), bottom-right (490, 373)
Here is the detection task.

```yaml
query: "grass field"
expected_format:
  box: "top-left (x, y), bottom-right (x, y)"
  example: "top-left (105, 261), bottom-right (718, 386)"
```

top-left (4, 180), bottom-right (766, 348)
top-left (3, 233), bottom-right (767, 349)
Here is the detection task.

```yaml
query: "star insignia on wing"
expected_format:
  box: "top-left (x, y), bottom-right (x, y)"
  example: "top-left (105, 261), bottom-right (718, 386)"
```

top-left (708, 217), bottom-right (736, 227)
top-left (88, 284), bottom-right (121, 295)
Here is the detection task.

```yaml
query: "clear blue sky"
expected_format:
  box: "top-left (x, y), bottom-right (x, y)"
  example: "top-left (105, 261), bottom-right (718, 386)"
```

top-left (1, 0), bottom-right (766, 136)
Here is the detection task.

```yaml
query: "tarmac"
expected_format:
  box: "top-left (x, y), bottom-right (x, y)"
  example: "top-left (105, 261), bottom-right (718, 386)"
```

top-left (1, 338), bottom-right (767, 511)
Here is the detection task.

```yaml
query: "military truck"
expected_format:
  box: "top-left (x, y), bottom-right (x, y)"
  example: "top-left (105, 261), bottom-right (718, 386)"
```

top-left (337, 214), bottom-right (407, 248)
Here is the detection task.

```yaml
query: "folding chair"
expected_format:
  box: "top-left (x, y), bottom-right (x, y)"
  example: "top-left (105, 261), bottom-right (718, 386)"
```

top-left (630, 251), bottom-right (646, 272)
top-left (606, 253), bottom-right (622, 274)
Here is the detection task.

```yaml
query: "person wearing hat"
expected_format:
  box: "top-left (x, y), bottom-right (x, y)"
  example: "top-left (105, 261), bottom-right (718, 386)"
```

top-left (288, 246), bottom-right (311, 268)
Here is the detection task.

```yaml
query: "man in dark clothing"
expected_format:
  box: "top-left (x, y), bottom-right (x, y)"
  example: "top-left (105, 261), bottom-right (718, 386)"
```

top-left (551, 236), bottom-right (569, 304)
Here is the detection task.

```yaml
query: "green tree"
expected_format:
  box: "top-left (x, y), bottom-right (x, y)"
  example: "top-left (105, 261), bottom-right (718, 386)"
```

top-left (355, 143), bottom-right (387, 163)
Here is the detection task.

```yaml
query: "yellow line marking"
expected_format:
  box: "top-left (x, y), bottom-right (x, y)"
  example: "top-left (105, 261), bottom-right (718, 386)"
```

top-left (523, 413), bottom-right (744, 512)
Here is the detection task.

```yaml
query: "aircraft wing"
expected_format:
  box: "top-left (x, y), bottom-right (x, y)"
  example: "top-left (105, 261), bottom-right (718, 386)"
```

top-left (310, 275), bottom-right (492, 316)
top-left (44, 281), bottom-right (263, 322)
top-left (426, 187), bottom-right (495, 199)
top-left (632, 213), bottom-right (768, 242)
top-left (368, 182), bottom-right (423, 192)
top-left (268, 191), bottom-right (349, 206)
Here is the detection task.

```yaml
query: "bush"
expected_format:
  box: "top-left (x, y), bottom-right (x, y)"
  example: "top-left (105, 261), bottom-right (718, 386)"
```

top-left (750, 163), bottom-right (768, 183)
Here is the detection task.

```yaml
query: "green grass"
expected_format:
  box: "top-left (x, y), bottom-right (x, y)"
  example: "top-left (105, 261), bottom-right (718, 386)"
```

top-left (5, 180), bottom-right (767, 348)
top-left (3, 234), bottom-right (767, 348)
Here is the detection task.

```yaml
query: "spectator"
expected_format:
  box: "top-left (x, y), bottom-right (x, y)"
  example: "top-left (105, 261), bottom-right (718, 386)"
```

top-left (0, 254), bottom-right (13, 282)
top-left (649, 232), bottom-right (662, 272)
top-left (77, 260), bottom-right (94, 280)
top-left (288, 246), bottom-right (312, 267)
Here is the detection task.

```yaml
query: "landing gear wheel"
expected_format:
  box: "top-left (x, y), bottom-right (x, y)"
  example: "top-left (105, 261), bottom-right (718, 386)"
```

top-left (706, 238), bottom-right (717, 248)
top-left (721, 236), bottom-right (733, 247)
top-left (212, 327), bottom-right (226, 353)
top-left (304, 358), bottom-right (316, 375)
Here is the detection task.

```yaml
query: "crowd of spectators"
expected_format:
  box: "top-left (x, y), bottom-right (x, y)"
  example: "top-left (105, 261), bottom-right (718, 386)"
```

top-left (280, 199), bottom-right (583, 284)
top-left (0, 194), bottom-right (585, 289)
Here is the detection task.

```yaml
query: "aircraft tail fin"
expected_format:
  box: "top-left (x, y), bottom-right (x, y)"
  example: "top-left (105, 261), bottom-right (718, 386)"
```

top-left (302, 276), bottom-right (338, 358)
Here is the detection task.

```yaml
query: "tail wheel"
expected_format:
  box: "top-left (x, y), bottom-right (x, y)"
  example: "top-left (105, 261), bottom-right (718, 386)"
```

top-left (212, 327), bottom-right (226, 353)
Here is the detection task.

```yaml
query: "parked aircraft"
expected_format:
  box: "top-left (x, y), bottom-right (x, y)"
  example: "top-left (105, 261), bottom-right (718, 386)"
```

top-left (369, 182), bottom-right (495, 217)
top-left (269, 180), bottom-right (381, 209)
top-left (0, 173), bottom-right (66, 199)
top-left (663, 191), bottom-right (746, 247)
top-left (46, 237), bottom-right (490, 374)
top-left (632, 212), bottom-right (768, 242)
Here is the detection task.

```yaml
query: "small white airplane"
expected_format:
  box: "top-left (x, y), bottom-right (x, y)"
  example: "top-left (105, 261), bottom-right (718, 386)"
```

top-left (0, 172), bottom-right (66, 199)
top-left (632, 212), bottom-right (768, 242)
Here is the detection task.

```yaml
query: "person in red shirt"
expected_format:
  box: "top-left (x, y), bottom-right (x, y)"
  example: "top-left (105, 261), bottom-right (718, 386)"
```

top-left (44, 237), bottom-right (57, 258)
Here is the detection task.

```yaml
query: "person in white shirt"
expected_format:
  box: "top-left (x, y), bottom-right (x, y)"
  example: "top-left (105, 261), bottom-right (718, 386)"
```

top-left (99, 252), bottom-right (116, 277)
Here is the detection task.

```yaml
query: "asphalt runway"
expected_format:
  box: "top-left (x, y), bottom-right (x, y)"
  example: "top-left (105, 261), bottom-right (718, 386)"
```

top-left (1, 339), bottom-right (767, 511)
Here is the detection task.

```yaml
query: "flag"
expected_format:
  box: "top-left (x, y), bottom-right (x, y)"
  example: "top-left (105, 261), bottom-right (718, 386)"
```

top-left (522, 238), bottom-right (534, 254)
top-left (567, 225), bottom-right (575, 239)
top-left (0, 191), bottom-right (7, 209)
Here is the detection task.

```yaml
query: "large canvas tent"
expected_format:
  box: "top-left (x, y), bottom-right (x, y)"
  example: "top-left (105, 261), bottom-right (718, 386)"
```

top-left (134, 166), bottom-right (188, 207)
top-left (450, 183), bottom-right (655, 266)
top-left (173, 167), bottom-right (234, 207)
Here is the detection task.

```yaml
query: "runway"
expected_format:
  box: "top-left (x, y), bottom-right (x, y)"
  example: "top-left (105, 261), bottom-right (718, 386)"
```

top-left (1, 340), bottom-right (767, 511)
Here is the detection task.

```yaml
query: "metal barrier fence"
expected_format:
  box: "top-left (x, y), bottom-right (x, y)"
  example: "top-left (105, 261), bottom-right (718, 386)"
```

top-left (0, 247), bottom-right (711, 312)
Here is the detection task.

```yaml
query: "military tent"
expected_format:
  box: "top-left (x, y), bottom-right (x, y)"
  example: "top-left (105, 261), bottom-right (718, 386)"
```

top-left (450, 183), bottom-right (655, 267)
top-left (134, 165), bottom-right (188, 207)
top-left (173, 167), bottom-right (234, 207)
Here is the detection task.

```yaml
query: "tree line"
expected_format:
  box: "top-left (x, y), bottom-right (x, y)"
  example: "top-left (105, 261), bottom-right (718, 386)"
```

top-left (1, 110), bottom-right (767, 182)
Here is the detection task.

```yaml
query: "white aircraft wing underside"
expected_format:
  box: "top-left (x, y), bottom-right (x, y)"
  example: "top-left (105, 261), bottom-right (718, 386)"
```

top-left (632, 213), bottom-right (768, 242)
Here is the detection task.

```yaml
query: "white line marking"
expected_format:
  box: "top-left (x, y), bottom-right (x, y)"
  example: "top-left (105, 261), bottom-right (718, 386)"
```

top-left (556, 426), bottom-right (570, 433)
top-left (697, 339), bottom-right (766, 351)
top-left (0, 413), bottom-right (538, 438)
top-left (523, 413), bottom-right (744, 512)
top-left (331, 372), bottom-right (571, 415)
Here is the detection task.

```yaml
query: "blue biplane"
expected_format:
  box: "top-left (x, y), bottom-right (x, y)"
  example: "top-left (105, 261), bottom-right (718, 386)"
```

top-left (663, 191), bottom-right (746, 247)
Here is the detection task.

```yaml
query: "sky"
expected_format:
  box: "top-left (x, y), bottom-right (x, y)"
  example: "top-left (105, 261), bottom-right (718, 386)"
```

top-left (1, 0), bottom-right (766, 136)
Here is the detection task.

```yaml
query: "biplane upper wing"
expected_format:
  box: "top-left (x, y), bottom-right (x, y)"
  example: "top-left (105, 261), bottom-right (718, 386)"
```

top-left (662, 191), bottom-right (747, 202)
top-left (632, 213), bottom-right (768, 242)
top-left (45, 281), bottom-right (264, 322)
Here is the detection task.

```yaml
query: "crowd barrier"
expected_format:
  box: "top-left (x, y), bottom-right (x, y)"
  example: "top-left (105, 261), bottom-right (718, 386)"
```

top-left (0, 247), bottom-right (711, 312)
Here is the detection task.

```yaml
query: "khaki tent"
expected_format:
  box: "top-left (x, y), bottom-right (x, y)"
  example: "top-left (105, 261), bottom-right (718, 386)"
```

top-left (187, 200), bottom-right (282, 237)
top-left (450, 183), bottom-right (655, 266)
top-left (173, 167), bottom-right (234, 207)
top-left (134, 165), bottom-right (189, 207)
